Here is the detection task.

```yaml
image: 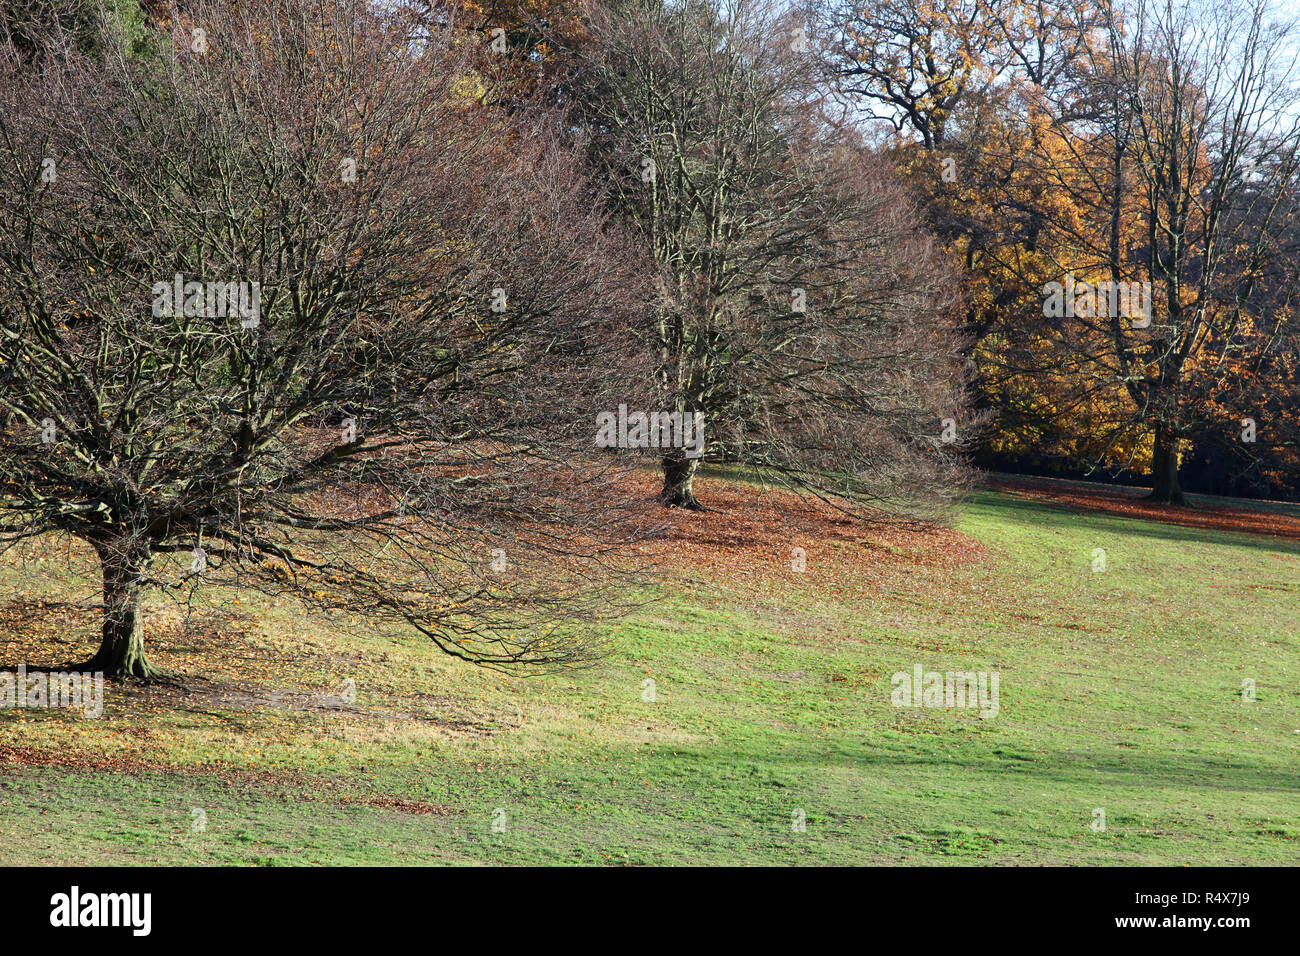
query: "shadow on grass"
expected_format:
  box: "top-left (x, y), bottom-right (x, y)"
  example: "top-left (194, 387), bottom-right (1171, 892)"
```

top-left (967, 490), bottom-right (1300, 557)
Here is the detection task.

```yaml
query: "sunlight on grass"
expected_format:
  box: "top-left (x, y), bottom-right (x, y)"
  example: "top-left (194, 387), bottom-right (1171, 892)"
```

top-left (1, 485), bottom-right (1297, 865)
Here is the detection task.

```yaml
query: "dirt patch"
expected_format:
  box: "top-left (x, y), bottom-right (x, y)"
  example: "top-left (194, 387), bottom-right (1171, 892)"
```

top-left (989, 475), bottom-right (1300, 542)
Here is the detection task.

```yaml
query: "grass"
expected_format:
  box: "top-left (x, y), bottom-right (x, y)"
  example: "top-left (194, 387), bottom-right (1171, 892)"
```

top-left (1, 481), bottom-right (1297, 865)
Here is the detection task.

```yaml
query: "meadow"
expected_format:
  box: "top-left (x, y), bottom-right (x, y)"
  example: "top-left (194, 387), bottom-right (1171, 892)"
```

top-left (1, 476), bottom-right (1296, 865)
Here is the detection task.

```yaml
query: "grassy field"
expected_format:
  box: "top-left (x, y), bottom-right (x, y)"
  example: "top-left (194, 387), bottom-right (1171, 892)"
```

top-left (1, 478), bottom-right (1297, 865)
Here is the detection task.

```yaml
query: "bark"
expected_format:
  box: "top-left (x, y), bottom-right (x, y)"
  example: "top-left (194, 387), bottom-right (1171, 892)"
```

top-left (1147, 428), bottom-right (1186, 505)
top-left (659, 454), bottom-right (704, 510)
top-left (80, 542), bottom-right (159, 679)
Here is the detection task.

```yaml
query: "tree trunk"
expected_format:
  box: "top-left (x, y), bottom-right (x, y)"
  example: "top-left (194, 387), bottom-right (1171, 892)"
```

top-left (1147, 428), bottom-right (1186, 505)
top-left (660, 454), bottom-right (704, 510)
top-left (81, 543), bottom-right (159, 679)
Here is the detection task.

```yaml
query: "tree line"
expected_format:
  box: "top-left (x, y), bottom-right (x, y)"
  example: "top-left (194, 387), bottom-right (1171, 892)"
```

top-left (812, 0), bottom-right (1300, 503)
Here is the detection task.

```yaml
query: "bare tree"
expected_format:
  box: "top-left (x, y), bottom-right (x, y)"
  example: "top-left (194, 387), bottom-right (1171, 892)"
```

top-left (568, 0), bottom-right (973, 515)
top-left (0, 0), bottom-right (657, 678)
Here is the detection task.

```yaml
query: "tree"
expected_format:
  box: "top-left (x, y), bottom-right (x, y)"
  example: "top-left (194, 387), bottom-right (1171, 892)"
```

top-left (568, 0), bottom-right (972, 514)
top-left (2, 0), bottom-right (152, 61)
top-left (815, 0), bottom-right (1127, 477)
top-left (1034, 0), bottom-right (1300, 502)
top-left (0, 0), bottom-right (654, 678)
top-left (433, 0), bottom-right (595, 105)
top-left (819, 0), bottom-right (1300, 503)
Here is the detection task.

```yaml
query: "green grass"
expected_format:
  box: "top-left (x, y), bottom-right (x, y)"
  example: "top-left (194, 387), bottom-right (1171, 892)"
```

top-left (1, 484), bottom-right (1298, 865)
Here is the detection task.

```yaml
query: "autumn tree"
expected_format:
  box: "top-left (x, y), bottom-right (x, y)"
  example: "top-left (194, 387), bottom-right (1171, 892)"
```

top-left (813, 0), bottom-right (1127, 472)
top-left (1028, 0), bottom-right (1300, 502)
top-left (0, 0), bottom-right (654, 678)
top-left (817, 0), bottom-right (1300, 501)
top-left (396, 0), bottom-right (593, 107)
top-left (567, 0), bottom-right (973, 515)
